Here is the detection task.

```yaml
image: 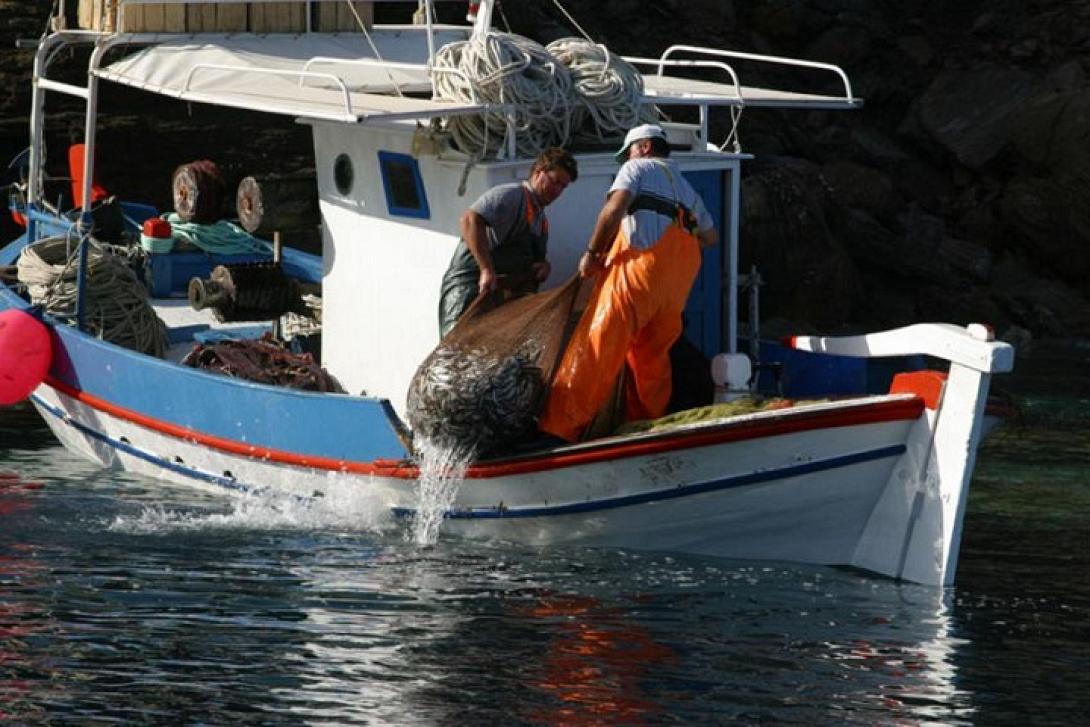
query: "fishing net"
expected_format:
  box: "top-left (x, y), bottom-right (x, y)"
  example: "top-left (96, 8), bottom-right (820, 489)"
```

top-left (406, 276), bottom-right (583, 457)
top-left (181, 333), bottom-right (345, 393)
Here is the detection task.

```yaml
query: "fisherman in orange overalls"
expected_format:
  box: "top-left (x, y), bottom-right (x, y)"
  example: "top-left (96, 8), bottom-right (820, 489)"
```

top-left (539, 125), bottom-right (718, 442)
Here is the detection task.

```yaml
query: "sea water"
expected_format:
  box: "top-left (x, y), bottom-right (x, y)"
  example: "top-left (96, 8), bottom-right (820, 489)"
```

top-left (1, 341), bottom-right (1089, 723)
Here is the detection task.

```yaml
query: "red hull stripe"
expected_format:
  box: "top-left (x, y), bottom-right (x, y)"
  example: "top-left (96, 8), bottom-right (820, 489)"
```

top-left (45, 376), bottom-right (923, 480)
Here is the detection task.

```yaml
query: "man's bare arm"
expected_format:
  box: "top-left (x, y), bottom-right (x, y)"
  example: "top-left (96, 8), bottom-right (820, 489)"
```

top-left (460, 209), bottom-right (497, 292)
top-left (580, 190), bottom-right (632, 277)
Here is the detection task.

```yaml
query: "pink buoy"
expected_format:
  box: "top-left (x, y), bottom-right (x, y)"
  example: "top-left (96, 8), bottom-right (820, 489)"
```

top-left (0, 309), bottom-right (53, 405)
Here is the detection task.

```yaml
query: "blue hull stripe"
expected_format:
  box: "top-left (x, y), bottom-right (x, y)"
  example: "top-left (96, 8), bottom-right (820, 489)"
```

top-left (33, 392), bottom-right (905, 520)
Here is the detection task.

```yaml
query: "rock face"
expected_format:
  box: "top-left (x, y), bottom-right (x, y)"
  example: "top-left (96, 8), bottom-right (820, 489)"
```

top-left (3, 0), bottom-right (1090, 341)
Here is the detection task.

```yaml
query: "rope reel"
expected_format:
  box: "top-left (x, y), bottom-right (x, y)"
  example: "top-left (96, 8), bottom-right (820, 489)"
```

top-left (235, 174), bottom-right (320, 236)
top-left (188, 262), bottom-right (316, 323)
top-left (172, 159), bottom-right (226, 224)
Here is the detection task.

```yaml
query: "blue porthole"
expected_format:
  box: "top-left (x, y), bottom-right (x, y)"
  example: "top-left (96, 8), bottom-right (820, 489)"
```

top-left (377, 151), bottom-right (430, 219)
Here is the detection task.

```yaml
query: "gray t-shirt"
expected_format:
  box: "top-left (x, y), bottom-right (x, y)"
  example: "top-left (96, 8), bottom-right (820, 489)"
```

top-left (468, 182), bottom-right (549, 262)
top-left (438, 182), bottom-right (550, 334)
top-left (442, 182), bottom-right (549, 286)
top-left (609, 158), bottom-right (713, 250)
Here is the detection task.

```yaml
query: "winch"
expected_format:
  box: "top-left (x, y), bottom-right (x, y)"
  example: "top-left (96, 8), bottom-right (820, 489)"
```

top-left (187, 262), bottom-right (317, 322)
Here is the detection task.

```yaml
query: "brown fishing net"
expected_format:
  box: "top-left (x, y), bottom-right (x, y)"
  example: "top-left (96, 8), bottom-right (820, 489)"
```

top-left (406, 276), bottom-right (584, 456)
top-left (181, 334), bottom-right (345, 393)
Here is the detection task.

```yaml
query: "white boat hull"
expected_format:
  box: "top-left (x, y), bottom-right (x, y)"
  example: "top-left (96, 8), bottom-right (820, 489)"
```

top-left (32, 380), bottom-right (934, 577)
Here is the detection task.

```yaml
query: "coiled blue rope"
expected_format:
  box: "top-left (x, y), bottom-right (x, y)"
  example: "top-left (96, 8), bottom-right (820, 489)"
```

top-left (164, 213), bottom-right (273, 256)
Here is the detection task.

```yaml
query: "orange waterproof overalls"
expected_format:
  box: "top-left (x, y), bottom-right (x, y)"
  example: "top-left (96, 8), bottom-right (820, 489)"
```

top-left (539, 205), bottom-right (702, 442)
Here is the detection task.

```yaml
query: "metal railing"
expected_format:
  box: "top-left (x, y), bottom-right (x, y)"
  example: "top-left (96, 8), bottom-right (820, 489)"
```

top-left (659, 44), bottom-right (855, 104)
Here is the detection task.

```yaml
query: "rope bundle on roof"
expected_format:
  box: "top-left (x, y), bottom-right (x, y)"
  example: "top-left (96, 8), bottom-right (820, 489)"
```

top-left (432, 32), bottom-right (659, 160)
top-left (434, 32), bottom-right (574, 159)
top-left (546, 37), bottom-right (658, 143)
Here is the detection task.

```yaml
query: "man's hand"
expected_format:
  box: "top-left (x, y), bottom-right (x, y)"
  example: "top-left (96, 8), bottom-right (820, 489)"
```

top-left (530, 260), bottom-right (551, 282)
top-left (478, 267), bottom-right (497, 294)
top-left (698, 228), bottom-right (718, 249)
top-left (578, 251), bottom-right (604, 279)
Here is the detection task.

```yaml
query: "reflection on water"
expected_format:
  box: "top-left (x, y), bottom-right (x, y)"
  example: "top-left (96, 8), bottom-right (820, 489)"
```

top-left (1, 339), bottom-right (1090, 723)
top-left (1, 455), bottom-right (988, 724)
top-left (520, 593), bottom-right (677, 724)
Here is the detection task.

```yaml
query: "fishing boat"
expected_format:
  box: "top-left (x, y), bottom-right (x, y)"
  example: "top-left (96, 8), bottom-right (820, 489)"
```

top-left (1, 0), bottom-right (1013, 586)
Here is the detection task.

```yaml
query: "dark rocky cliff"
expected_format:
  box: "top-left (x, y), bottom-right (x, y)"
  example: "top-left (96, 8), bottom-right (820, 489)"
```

top-left (4, 0), bottom-right (1089, 344)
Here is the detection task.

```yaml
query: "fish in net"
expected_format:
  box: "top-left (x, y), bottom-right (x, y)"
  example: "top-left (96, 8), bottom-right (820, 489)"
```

top-left (407, 342), bottom-right (544, 454)
top-left (406, 276), bottom-right (582, 457)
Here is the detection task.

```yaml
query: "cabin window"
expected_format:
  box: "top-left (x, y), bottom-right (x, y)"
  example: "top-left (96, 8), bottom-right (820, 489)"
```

top-left (378, 151), bottom-right (430, 219)
top-left (334, 153), bottom-right (354, 195)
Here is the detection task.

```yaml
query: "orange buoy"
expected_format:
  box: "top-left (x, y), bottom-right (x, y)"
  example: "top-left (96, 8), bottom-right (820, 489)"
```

top-left (0, 309), bottom-right (52, 405)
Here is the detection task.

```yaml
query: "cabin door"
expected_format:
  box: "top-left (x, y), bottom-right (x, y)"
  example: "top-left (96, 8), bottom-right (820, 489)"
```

top-left (681, 169), bottom-right (724, 357)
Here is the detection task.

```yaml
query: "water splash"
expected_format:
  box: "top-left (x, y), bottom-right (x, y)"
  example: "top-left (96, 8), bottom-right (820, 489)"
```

top-left (109, 474), bottom-right (394, 534)
top-left (409, 439), bottom-right (474, 547)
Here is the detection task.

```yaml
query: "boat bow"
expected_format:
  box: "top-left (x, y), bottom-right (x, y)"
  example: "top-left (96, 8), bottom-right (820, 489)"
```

top-left (792, 323), bottom-right (1014, 585)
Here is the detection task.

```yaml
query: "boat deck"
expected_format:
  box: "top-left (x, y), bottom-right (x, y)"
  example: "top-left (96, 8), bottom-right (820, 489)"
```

top-left (153, 298), bottom-right (276, 364)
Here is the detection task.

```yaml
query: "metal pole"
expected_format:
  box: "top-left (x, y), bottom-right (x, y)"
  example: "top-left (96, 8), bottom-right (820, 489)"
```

top-left (422, 0), bottom-right (436, 63)
top-left (79, 43), bottom-right (106, 229)
top-left (425, 0), bottom-right (436, 97)
top-left (727, 160), bottom-right (740, 354)
top-left (748, 265), bottom-right (761, 363)
top-left (75, 231), bottom-right (90, 330)
top-left (472, 0), bottom-right (494, 37)
top-left (26, 36), bottom-right (59, 208)
top-left (76, 41), bottom-right (107, 331)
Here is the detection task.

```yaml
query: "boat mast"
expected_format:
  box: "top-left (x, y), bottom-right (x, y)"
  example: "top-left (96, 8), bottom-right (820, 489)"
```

top-left (470, 0), bottom-right (495, 36)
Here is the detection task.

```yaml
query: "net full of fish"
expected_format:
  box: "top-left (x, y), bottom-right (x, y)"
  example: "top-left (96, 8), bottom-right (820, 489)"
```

top-left (406, 341), bottom-right (545, 456)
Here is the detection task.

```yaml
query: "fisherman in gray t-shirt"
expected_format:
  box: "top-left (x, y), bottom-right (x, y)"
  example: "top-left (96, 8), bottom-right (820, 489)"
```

top-left (438, 148), bottom-right (578, 336)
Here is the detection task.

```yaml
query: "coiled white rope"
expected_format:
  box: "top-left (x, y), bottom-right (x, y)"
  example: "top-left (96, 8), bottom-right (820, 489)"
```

top-left (433, 32), bottom-right (659, 160)
top-left (17, 235), bottom-right (169, 357)
top-left (434, 32), bottom-right (574, 160)
top-left (546, 37), bottom-right (658, 143)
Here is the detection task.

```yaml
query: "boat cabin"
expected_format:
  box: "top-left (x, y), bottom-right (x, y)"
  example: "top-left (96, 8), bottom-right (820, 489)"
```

top-left (308, 117), bottom-right (736, 407)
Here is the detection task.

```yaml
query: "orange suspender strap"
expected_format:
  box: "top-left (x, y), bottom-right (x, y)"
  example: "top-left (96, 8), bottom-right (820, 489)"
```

top-left (522, 185), bottom-right (549, 235)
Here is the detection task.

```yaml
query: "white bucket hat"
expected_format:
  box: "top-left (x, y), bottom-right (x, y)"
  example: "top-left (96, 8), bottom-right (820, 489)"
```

top-left (615, 124), bottom-right (667, 163)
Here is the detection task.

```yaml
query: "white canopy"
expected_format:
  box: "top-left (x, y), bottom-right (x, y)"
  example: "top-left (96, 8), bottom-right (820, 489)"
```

top-left (95, 30), bottom-right (861, 126)
top-left (96, 29), bottom-right (488, 123)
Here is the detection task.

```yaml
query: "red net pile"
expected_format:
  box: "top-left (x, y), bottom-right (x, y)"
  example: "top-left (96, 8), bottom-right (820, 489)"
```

top-left (181, 334), bottom-right (344, 393)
